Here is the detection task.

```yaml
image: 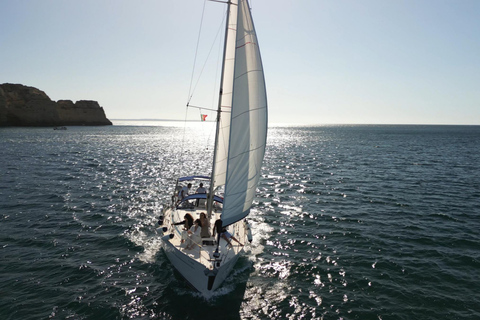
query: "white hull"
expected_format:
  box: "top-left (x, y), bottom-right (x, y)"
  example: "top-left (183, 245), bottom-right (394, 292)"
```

top-left (161, 239), bottom-right (241, 298)
top-left (158, 200), bottom-right (248, 298)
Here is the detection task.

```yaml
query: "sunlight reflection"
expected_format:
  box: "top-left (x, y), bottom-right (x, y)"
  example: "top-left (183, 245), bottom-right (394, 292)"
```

top-left (259, 260), bottom-right (292, 280)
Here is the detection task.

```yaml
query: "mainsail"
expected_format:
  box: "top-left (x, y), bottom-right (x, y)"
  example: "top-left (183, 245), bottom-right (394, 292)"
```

top-left (215, 0), bottom-right (268, 227)
top-left (211, 1), bottom-right (238, 189)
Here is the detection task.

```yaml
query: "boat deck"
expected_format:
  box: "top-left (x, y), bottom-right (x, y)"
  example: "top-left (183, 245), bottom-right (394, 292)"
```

top-left (163, 201), bottom-right (246, 268)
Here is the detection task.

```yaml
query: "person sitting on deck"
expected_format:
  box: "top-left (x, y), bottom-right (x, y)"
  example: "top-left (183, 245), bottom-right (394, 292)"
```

top-left (185, 219), bottom-right (202, 250)
top-left (212, 219), bottom-right (223, 239)
top-left (196, 183), bottom-right (206, 194)
top-left (195, 183), bottom-right (207, 207)
top-left (199, 212), bottom-right (210, 238)
top-left (220, 228), bottom-right (243, 248)
top-left (177, 183), bottom-right (192, 202)
top-left (173, 213), bottom-right (194, 243)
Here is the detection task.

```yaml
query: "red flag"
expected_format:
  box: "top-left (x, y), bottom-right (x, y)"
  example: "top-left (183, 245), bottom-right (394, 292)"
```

top-left (200, 114), bottom-right (207, 121)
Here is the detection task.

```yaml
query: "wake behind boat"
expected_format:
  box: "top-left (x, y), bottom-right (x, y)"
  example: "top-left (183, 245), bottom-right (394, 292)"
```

top-left (157, 0), bottom-right (267, 298)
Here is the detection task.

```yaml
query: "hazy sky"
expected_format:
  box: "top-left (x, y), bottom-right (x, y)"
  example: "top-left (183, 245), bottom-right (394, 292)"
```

top-left (1, 0), bottom-right (479, 125)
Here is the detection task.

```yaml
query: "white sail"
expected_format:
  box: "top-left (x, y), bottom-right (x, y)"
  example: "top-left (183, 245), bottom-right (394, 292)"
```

top-left (159, 0), bottom-right (267, 298)
top-left (221, 0), bottom-right (268, 227)
top-left (212, 2), bottom-right (237, 189)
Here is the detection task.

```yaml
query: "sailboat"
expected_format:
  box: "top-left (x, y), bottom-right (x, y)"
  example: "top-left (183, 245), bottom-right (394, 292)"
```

top-left (157, 0), bottom-right (267, 298)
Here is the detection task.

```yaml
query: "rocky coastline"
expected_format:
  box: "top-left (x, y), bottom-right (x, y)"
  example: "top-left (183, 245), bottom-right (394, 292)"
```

top-left (0, 83), bottom-right (112, 126)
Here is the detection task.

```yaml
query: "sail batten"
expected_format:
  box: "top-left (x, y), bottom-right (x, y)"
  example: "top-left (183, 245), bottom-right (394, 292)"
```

top-left (219, 0), bottom-right (267, 227)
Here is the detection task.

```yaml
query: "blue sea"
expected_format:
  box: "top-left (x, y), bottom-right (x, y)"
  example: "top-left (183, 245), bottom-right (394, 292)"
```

top-left (1, 123), bottom-right (479, 320)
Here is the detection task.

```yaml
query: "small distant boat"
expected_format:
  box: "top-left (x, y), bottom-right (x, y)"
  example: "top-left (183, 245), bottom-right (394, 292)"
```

top-left (158, 0), bottom-right (267, 298)
top-left (53, 126), bottom-right (67, 130)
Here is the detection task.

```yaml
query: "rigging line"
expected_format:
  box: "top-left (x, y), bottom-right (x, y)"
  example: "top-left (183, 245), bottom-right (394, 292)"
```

top-left (196, 107), bottom-right (216, 152)
top-left (187, 0), bottom-right (208, 104)
top-left (178, 101), bottom-right (189, 177)
top-left (197, 108), bottom-right (209, 151)
top-left (188, 105), bottom-right (218, 112)
top-left (212, 24), bottom-right (223, 110)
top-left (182, 0), bottom-right (208, 176)
top-left (188, 12), bottom-right (227, 105)
top-left (207, 116), bottom-right (216, 151)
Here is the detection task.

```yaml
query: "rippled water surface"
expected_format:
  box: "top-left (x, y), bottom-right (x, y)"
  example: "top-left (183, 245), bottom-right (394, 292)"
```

top-left (1, 124), bottom-right (479, 320)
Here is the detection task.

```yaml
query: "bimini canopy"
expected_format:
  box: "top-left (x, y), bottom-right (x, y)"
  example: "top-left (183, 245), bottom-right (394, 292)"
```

top-left (177, 193), bottom-right (223, 208)
top-left (178, 176), bottom-right (211, 182)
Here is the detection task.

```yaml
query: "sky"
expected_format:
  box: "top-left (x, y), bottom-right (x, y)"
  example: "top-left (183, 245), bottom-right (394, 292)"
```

top-left (1, 0), bottom-right (479, 125)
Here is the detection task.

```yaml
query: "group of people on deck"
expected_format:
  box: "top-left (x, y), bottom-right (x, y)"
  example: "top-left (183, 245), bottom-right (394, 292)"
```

top-left (178, 183), bottom-right (206, 201)
top-left (177, 182), bottom-right (211, 208)
top-left (175, 182), bottom-right (243, 250)
top-left (174, 212), bottom-right (243, 250)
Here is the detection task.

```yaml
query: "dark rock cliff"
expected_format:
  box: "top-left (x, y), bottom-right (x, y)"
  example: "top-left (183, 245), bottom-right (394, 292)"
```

top-left (0, 83), bottom-right (112, 126)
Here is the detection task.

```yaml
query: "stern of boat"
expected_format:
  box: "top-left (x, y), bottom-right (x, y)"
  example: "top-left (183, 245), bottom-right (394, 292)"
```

top-left (157, 203), bottom-right (248, 298)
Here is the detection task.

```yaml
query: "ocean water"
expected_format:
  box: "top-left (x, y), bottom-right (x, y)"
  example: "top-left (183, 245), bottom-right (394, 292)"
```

top-left (1, 124), bottom-right (479, 320)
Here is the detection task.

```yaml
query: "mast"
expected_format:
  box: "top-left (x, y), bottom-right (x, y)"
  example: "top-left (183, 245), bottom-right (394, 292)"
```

top-left (207, 0), bottom-right (232, 217)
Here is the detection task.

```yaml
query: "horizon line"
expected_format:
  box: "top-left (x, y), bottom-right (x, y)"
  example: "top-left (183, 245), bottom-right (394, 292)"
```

top-left (110, 119), bottom-right (480, 126)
